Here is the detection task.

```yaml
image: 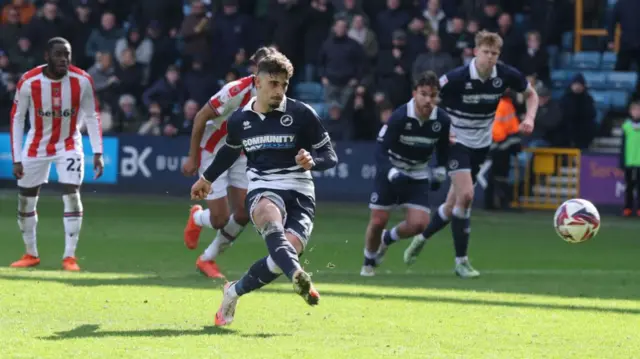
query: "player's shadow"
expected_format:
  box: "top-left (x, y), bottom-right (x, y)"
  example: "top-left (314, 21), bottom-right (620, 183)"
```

top-left (41, 324), bottom-right (288, 341)
top-left (3, 273), bottom-right (639, 316)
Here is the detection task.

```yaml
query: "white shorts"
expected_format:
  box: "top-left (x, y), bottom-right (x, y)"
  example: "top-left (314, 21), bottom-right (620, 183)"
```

top-left (18, 150), bottom-right (84, 188)
top-left (198, 150), bottom-right (248, 200)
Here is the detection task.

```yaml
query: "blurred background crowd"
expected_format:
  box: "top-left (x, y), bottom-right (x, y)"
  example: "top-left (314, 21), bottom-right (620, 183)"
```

top-left (0, 0), bottom-right (637, 152)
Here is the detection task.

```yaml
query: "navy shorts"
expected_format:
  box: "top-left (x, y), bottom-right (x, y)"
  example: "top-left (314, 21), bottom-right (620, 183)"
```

top-left (368, 171), bottom-right (431, 213)
top-left (246, 188), bottom-right (315, 249)
top-left (447, 143), bottom-right (490, 184)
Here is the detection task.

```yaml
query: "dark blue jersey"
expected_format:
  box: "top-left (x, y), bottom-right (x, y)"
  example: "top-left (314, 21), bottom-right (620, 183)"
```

top-left (204, 96), bottom-right (336, 198)
top-left (439, 58), bottom-right (528, 149)
top-left (375, 100), bottom-right (451, 179)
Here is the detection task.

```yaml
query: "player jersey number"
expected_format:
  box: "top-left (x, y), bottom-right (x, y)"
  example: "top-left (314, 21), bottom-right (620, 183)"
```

top-left (66, 158), bottom-right (82, 172)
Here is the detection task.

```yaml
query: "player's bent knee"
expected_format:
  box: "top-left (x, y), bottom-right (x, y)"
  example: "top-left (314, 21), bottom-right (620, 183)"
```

top-left (19, 186), bottom-right (40, 197)
top-left (369, 210), bottom-right (390, 230)
top-left (210, 212), bottom-right (229, 229)
top-left (232, 208), bottom-right (250, 226)
top-left (285, 232), bottom-right (304, 254)
top-left (62, 184), bottom-right (80, 195)
top-left (261, 220), bottom-right (284, 236)
top-left (252, 198), bottom-right (283, 225)
top-left (457, 189), bottom-right (474, 207)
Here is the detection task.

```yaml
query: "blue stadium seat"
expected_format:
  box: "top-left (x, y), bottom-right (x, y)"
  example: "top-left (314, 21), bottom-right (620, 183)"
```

top-left (561, 32), bottom-right (573, 51)
top-left (606, 71), bottom-right (638, 91)
top-left (582, 71), bottom-right (607, 89)
top-left (595, 109), bottom-right (606, 125)
top-left (309, 102), bottom-right (327, 119)
top-left (590, 90), bottom-right (611, 110)
top-left (294, 82), bottom-right (324, 102)
top-left (601, 52), bottom-right (617, 70)
top-left (551, 89), bottom-right (564, 100)
top-left (609, 90), bottom-right (630, 110)
top-left (550, 70), bottom-right (578, 89)
top-left (559, 52), bottom-right (572, 68)
top-left (571, 52), bottom-right (601, 70)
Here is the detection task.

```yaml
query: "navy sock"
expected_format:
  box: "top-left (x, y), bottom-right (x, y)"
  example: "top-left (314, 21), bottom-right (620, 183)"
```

top-left (421, 206), bottom-right (450, 239)
top-left (382, 229), bottom-right (395, 246)
top-left (363, 248), bottom-right (377, 266)
top-left (235, 256), bottom-right (281, 296)
top-left (451, 213), bottom-right (470, 258)
top-left (264, 223), bottom-right (301, 280)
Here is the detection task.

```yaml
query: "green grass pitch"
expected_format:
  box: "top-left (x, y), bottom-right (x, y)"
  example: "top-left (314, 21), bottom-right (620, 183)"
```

top-left (0, 193), bottom-right (639, 359)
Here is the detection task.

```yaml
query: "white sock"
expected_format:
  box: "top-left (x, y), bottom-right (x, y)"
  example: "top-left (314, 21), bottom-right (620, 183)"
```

top-left (62, 193), bottom-right (83, 259)
top-left (201, 214), bottom-right (246, 261)
top-left (17, 195), bottom-right (39, 257)
top-left (363, 248), bottom-right (377, 260)
top-left (389, 227), bottom-right (400, 241)
top-left (193, 209), bottom-right (213, 228)
top-left (266, 255), bottom-right (282, 274)
top-left (455, 256), bottom-right (468, 265)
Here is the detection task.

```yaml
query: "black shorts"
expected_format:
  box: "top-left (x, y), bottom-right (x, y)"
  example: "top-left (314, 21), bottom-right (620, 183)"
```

top-left (447, 143), bottom-right (490, 184)
top-left (246, 188), bottom-right (315, 248)
top-left (368, 171), bottom-right (431, 213)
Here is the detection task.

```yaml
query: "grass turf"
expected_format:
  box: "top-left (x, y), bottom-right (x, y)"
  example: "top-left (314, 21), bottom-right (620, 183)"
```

top-left (0, 193), bottom-right (639, 358)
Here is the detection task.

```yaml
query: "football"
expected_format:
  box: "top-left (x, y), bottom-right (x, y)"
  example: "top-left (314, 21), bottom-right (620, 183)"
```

top-left (553, 199), bottom-right (601, 243)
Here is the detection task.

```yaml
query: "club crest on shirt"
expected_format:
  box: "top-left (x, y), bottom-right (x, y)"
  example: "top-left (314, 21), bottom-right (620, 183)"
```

top-left (492, 77), bottom-right (503, 88)
top-left (280, 115), bottom-right (293, 127)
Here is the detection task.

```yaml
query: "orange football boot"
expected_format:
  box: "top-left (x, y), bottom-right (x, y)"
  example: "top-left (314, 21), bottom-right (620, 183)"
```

top-left (184, 205), bottom-right (203, 249)
top-left (10, 254), bottom-right (40, 268)
top-left (196, 257), bottom-right (225, 278)
top-left (62, 257), bottom-right (80, 271)
top-left (623, 208), bottom-right (632, 217)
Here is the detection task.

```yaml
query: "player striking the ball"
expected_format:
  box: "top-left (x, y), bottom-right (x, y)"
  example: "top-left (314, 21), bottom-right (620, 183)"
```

top-left (404, 31), bottom-right (539, 278)
top-left (190, 53), bottom-right (337, 326)
top-left (9, 37), bottom-right (104, 271)
top-left (182, 47), bottom-right (277, 278)
top-left (361, 71), bottom-right (451, 276)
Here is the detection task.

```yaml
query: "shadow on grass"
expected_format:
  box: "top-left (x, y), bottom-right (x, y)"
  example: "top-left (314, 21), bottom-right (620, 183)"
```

top-left (4, 273), bottom-right (639, 316)
top-left (40, 324), bottom-right (289, 341)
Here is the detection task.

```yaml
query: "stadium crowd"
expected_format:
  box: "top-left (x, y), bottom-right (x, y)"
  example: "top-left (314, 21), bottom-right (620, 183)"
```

top-left (0, 0), bottom-right (620, 148)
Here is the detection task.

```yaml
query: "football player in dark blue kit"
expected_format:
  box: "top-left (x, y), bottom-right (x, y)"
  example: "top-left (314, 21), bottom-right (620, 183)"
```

top-left (404, 31), bottom-right (539, 278)
top-left (190, 53), bottom-right (337, 326)
top-left (361, 71), bottom-right (452, 277)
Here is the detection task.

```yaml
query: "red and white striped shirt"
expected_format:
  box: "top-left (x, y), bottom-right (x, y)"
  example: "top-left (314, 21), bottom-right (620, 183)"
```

top-left (200, 75), bottom-right (255, 154)
top-left (10, 65), bottom-right (102, 163)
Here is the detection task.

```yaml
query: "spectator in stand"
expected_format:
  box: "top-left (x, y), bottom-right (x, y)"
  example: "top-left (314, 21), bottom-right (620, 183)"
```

top-left (442, 15), bottom-right (472, 67)
top-left (620, 99), bottom-right (640, 217)
top-left (422, 0), bottom-right (447, 36)
top-left (1, 0), bottom-right (36, 25)
top-left (405, 15), bottom-right (426, 60)
top-left (0, 5), bottom-right (24, 53)
top-left (496, 12), bottom-right (523, 68)
top-left (411, 33), bottom-right (454, 79)
top-left (348, 13), bottom-right (379, 65)
top-left (183, 57), bottom-right (218, 108)
top-left (142, 64), bottom-right (184, 115)
top-left (303, 0), bottom-right (334, 81)
top-left (88, 51), bottom-right (119, 111)
top-left (179, 0), bottom-right (212, 64)
top-left (114, 26), bottom-right (154, 68)
top-left (172, 99), bottom-right (199, 136)
top-left (8, 37), bottom-right (37, 75)
top-left (519, 30), bottom-right (550, 86)
top-left (26, 1), bottom-right (68, 53)
top-left (318, 16), bottom-right (366, 108)
top-left (376, 0), bottom-right (411, 50)
top-left (375, 29), bottom-right (411, 107)
top-left (85, 11), bottom-right (123, 60)
top-left (68, 0), bottom-right (94, 70)
top-left (113, 48), bottom-right (144, 101)
top-left (114, 94), bottom-right (144, 133)
top-left (559, 74), bottom-right (597, 150)
top-left (608, 0), bottom-right (640, 94)
top-left (479, 0), bottom-right (500, 33)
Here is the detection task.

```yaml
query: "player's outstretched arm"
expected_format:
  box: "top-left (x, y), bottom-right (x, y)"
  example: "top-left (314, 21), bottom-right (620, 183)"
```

top-left (10, 78), bottom-right (30, 178)
top-left (520, 84), bottom-right (539, 135)
top-left (80, 75), bottom-right (105, 178)
top-left (183, 103), bottom-right (217, 176)
top-left (302, 103), bottom-right (338, 171)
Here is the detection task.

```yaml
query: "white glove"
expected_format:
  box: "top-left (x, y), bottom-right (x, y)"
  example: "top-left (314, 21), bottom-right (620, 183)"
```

top-left (432, 166), bottom-right (447, 182)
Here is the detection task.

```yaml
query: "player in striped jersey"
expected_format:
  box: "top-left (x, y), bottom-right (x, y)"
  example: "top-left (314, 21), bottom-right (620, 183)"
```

top-left (182, 47), bottom-right (276, 278)
top-left (190, 53), bottom-right (337, 326)
top-left (9, 37), bottom-right (103, 271)
top-left (361, 71), bottom-right (451, 277)
top-left (404, 31), bottom-right (539, 278)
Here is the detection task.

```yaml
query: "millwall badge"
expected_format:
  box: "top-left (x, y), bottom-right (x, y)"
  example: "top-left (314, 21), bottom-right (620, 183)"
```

top-left (492, 77), bottom-right (503, 88)
top-left (280, 114), bottom-right (293, 127)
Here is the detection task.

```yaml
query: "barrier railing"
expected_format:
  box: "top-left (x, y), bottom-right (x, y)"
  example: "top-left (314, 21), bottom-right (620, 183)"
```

top-left (511, 148), bottom-right (581, 210)
top-left (574, 0), bottom-right (620, 52)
